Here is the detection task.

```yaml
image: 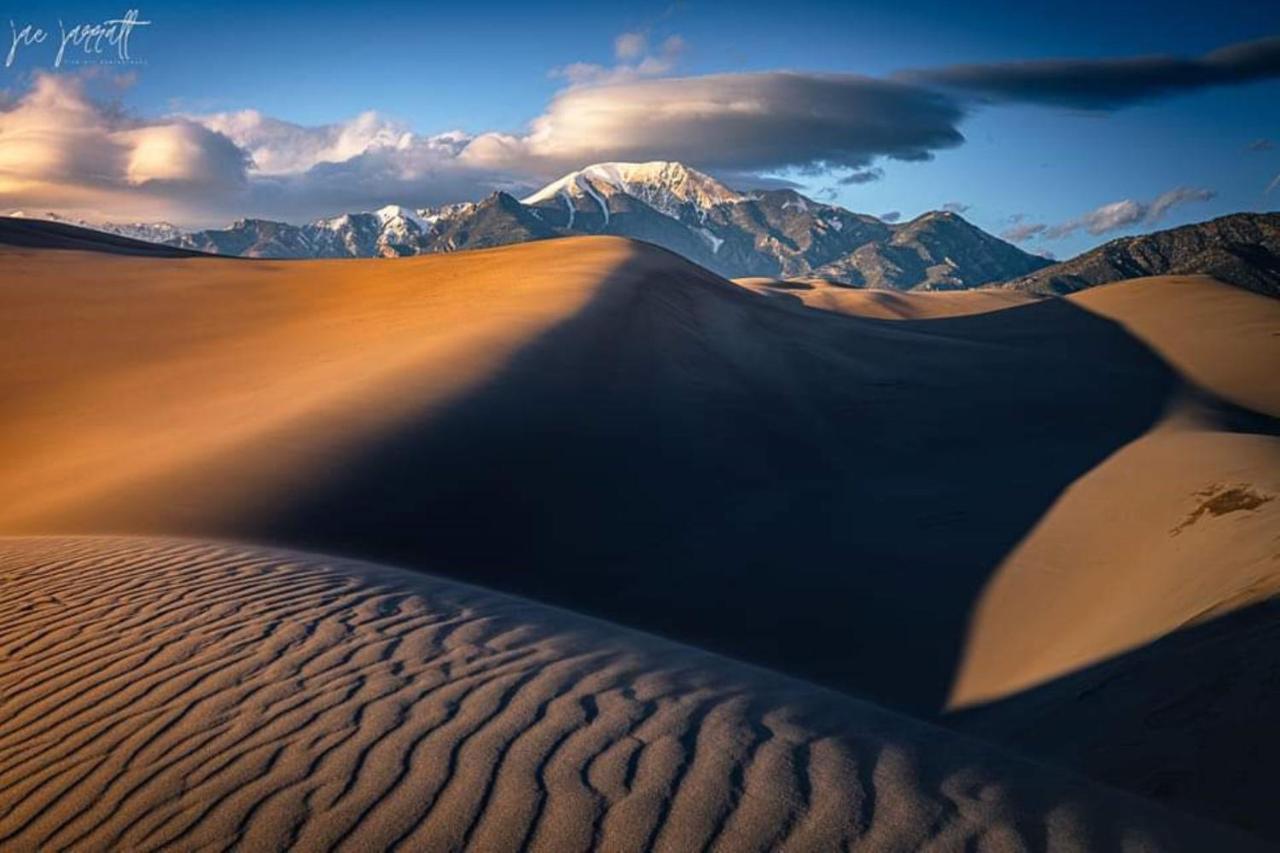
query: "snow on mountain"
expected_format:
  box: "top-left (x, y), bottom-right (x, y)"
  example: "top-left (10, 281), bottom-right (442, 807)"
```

top-left (422, 202), bottom-right (476, 226)
top-left (106, 221), bottom-right (188, 244)
top-left (522, 161), bottom-right (746, 222)
top-left (696, 227), bottom-right (725, 254)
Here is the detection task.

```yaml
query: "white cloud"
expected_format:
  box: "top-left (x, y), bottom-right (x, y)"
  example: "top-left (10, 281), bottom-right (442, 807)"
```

top-left (614, 32), bottom-right (647, 62)
top-left (1147, 186), bottom-right (1215, 221)
top-left (120, 122), bottom-right (246, 185)
top-left (0, 72), bottom-right (525, 224)
top-left (1000, 222), bottom-right (1046, 242)
top-left (195, 109), bottom-right (424, 174)
top-left (551, 32), bottom-right (686, 87)
top-left (0, 72), bottom-right (247, 222)
top-left (1002, 187), bottom-right (1217, 244)
top-left (1044, 187), bottom-right (1215, 238)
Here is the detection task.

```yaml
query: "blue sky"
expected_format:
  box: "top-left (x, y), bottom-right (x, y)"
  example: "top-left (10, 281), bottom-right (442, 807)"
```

top-left (1, 0), bottom-right (1277, 257)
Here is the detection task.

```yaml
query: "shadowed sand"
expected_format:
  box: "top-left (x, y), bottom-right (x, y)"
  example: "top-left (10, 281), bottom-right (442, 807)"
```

top-left (955, 597), bottom-right (1280, 842)
top-left (0, 536), bottom-right (1255, 852)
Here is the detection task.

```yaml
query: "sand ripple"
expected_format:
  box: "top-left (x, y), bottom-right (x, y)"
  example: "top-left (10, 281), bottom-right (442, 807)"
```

top-left (0, 536), bottom-right (1250, 852)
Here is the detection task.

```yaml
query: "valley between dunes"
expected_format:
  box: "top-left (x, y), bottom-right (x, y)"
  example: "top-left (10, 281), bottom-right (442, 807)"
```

top-left (1, 225), bottom-right (1277, 848)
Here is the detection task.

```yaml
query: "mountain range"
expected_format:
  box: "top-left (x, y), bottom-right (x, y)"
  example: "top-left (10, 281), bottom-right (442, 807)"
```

top-left (9, 161), bottom-right (1053, 290)
top-left (11, 161), bottom-right (1278, 297)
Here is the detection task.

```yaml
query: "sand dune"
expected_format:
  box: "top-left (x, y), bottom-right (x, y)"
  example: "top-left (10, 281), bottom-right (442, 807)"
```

top-left (949, 402), bottom-right (1280, 708)
top-left (732, 276), bottom-right (1041, 318)
top-left (0, 233), bottom-right (1206, 716)
top-left (956, 593), bottom-right (1280, 842)
top-left (942, 276), bottom-right (1280, 838)
top-left (1071, 275), bottom-right (1280, 417)
top-left (950, 277), bottom-right (1280, 708)
top-left (0, 536), bottom-right (1253, 851)
top-left (3, 229), bottom-right (1278, 843)
top-left (0, 236), bottom-right (669, 529)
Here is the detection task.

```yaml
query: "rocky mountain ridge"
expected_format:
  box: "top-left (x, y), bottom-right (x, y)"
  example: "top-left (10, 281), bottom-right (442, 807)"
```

top-left (9, 162), bottom-right (1052, 291)
top-left (1000, 212), bottom-right (1280, 298)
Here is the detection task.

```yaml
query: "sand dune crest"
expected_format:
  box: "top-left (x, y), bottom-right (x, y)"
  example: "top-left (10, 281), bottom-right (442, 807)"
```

top-left (731, 277), bottom-right (1041, 318)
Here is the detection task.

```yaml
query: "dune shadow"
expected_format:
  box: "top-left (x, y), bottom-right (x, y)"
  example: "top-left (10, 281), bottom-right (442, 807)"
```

top-left (236, 263), bottom-right (1256, 715)
top-left (950, 598), bottom-right (1280, 843)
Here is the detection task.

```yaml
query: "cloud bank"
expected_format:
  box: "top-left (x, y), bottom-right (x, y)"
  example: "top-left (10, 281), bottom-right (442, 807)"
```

top-left (899, 36), bottom-right (1280, 109)
top-left (459, 72), bottom-right (965, 177)
top-left (0, 73), bottom-right (524, 223)
top-left (0, 74), bottom-right (247, 221)
top-left (0, 34), bottom-right (1270, 225)
top-left (0, 67), bottom-right (966, 223)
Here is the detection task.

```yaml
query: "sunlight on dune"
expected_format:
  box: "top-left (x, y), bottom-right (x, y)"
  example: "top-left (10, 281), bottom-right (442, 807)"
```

top-left (0, 238), bottom-right (646, 530)
top-left (731, 277), bottom-right (1041, 319)
top-left (949, 277), bottom-right (1280, 708)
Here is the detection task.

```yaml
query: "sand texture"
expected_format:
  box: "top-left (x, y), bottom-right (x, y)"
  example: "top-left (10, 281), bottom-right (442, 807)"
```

top-left (2, 226), bottom-right (1278, 847)
top-left (0, 536), bottom-right (1253, 852)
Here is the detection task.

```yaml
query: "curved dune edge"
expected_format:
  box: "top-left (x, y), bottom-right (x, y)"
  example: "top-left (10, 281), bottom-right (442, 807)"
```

top-left (949, 406), bottom-right (1280, 708)
top-left (731, 277), bottom-right (1041, 319)
top-left (1071, 275), bottom-right (1280, 417)
top-left (0, 536), bottom-right (1251, 852)
top-left (949, 276), bottom-right (1280, 708)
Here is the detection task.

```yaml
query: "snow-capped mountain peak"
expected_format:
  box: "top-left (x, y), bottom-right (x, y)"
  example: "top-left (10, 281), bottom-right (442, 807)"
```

top-left (521, 161), bottom-right (746, 222)
top-left (373, 204), bottom-right (432, 233)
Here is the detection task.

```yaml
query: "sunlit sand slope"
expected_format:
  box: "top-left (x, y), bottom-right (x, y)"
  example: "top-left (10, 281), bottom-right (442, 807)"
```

top-left (0, 536), bottom-right (1254, 852)
top-left (732, 276), bottom-right (1042, 318)
top-left (1071, 275), bottom-right (1280, 417)
top-left (949, 276), bottom-right (1280, 708)
top-left (950, 406), bottom-right (1280, 708)
top-left (0, 236), bottom-right (665, 529)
